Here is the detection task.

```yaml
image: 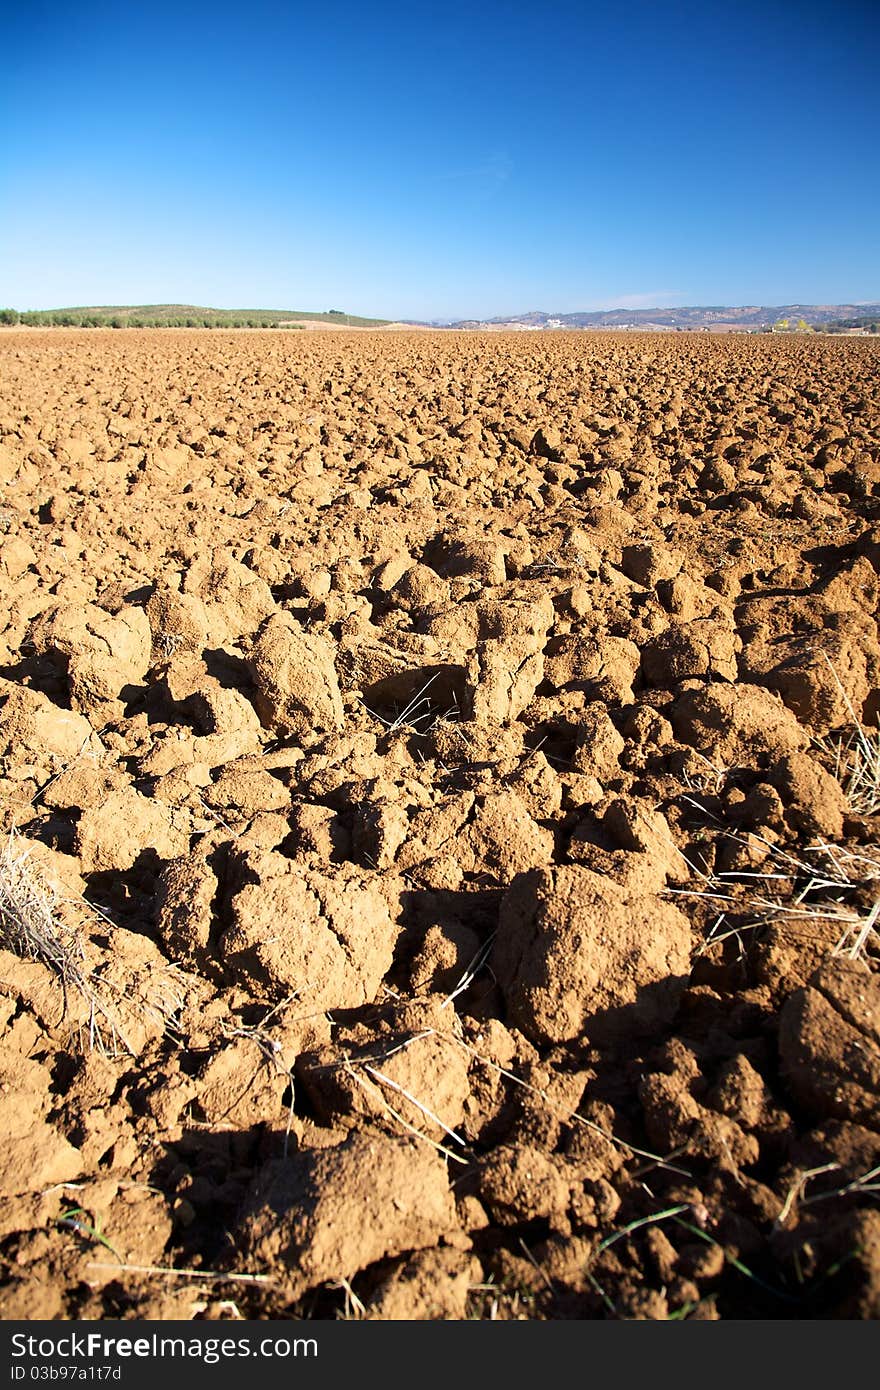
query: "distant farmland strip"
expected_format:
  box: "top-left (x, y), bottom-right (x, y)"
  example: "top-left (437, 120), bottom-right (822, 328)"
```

top-left (0, 304), bottom-right (390, 328)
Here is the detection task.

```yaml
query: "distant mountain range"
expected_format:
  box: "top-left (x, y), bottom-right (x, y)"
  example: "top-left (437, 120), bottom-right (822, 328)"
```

top-left (443, 303), bottom-right (880, 331)
top-left (4, 302), bottom-right (878, 334)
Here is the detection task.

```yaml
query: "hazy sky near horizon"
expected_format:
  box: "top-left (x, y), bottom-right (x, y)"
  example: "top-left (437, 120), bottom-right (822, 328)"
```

top-left (2, 0), bottom-right (877, 320)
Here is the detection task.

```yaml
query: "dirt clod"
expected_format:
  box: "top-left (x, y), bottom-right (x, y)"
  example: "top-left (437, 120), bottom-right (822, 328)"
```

top-left (493, 866), bottom-right (692, 1044)
top-left (236, 1133), bottom-right (459, 1297)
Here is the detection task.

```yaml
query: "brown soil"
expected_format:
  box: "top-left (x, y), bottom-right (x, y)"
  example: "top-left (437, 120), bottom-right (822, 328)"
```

top-left (1, 327), bottom-right (879, 1320)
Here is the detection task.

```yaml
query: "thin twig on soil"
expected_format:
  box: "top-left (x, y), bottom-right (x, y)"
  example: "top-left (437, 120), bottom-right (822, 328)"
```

top-left (341, 1060), bottom-right (468, 1165)
top-left (594, 1203), bottom-right (691, 1255)
top-left (87, 1262), bottom-right (273, 1285)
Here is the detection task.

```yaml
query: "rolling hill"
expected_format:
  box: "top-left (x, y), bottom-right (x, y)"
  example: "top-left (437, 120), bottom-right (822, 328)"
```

top-left (0, 304), bottom-right (391, 328)
top-left (447, 303), bottom-right (880, 331)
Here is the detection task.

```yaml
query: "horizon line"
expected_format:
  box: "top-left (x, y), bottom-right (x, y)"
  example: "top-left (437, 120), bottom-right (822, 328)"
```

top-left (4, 296), bottom-right (880, 322)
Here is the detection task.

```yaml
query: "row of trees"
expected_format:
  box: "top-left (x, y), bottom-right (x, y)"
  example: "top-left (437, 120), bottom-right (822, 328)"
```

top-left (823, 316), bottom-right (880, 334)
top-left (0, 310), bottom-right (300, 329)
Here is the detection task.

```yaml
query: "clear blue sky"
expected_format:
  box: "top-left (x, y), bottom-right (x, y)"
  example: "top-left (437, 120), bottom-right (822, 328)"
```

top-left (1, 0), bottom-right (877, 320)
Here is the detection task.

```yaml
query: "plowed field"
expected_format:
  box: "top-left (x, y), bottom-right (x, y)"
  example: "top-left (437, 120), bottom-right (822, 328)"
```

top-left (1, 328), bottom-right (879, 1319)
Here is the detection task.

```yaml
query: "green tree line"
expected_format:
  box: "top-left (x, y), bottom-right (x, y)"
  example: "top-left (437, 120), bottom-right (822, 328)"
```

top-left (0, 305), bottom-right (388, 328)
top-left (823, 316), bottom-right (880, 334)
top-left (0, 309), bottom-right (297, 329)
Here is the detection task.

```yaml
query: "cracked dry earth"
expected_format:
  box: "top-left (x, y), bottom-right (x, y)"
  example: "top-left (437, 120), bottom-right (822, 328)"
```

top-left (1, 327), bottom-right (879, 1321)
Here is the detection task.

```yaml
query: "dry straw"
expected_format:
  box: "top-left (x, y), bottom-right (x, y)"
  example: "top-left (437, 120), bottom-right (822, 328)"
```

top-left (0, 827), bottom-right (187, 1054)
top-left (0, 828), bottom-right (104, 1035)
